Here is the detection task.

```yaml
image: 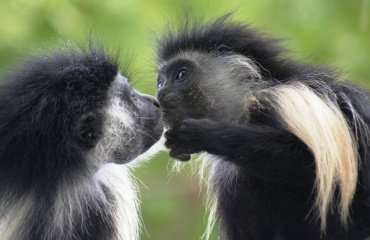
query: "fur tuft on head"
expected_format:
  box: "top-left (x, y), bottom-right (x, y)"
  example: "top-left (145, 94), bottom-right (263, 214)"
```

top-left (157, 14), bottom-right (335, 80)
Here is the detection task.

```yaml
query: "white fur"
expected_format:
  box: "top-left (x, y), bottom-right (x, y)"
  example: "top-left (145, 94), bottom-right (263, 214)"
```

top-left (96, 163), bottom-right (140, 240)
top-left (88, 75), bottom-right (138, 165)
top-left (0, 194), bottom-right (35, 240)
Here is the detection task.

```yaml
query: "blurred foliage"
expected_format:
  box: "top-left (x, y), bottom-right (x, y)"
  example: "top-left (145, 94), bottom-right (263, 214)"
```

top-left (0, 0), bottom-right (369, 239)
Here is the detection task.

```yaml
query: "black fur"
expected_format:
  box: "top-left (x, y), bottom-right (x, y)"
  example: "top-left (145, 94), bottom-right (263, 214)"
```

top-left (0, 41), bottom-right (162, 240)
top-left (157, 15), bottom-right (370, 240)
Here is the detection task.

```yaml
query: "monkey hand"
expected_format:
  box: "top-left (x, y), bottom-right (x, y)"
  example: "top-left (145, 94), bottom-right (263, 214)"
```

top-left (164, 118), bottom-right (215, 161)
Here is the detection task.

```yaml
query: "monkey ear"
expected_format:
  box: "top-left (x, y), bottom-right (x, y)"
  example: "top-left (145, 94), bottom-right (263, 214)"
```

top-left (74, 112), bottom-right (103, 149)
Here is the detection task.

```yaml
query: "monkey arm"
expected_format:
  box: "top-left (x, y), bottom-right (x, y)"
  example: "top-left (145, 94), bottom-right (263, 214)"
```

top-left (165, 118), bottom-right (315, 184)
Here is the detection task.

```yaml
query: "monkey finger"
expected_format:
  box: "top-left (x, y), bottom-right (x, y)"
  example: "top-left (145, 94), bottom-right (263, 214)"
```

top-left (169, 147), bottom-right (186, 157)
top-left (164, 130), bottom-right (176, 139)
top-left (176, 154), bottom-right (191, 161)
top-left (164, 139), bottom-right (178, 149)
top-left (169, 151), bottom-right (191, 161)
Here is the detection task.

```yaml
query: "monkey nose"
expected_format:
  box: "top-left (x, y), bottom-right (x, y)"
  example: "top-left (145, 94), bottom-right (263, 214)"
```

top-left (152, 99), bottom-right (160, 108)
top-left (156, 91), bottom-right (164, 102)
top-left (159, 94), bottom-right (181, 109)
top-left (140, 94), bottom-right (161, 110)
top-left (156, 90), bottom-right (170, 106)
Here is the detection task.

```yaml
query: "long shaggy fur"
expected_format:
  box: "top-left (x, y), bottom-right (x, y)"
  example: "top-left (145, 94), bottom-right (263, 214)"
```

top-left (157, 14), bottom-right (370, 240)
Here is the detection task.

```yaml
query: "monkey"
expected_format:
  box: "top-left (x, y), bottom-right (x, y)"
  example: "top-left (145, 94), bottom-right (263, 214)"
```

top-left (155, 15), bottom-right (370, 240)
top-left (0, 40), bottom-right (163, 240)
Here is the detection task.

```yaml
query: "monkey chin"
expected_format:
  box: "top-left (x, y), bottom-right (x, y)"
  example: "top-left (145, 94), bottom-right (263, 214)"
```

top-left (142, 121), bottom-right (164, 153)
top-left (113, 120), bottom-right (164, 165)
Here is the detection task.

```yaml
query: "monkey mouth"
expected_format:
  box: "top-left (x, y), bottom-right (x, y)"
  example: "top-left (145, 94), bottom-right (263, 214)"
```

top-left (161, 100), bottom-right (178, 109)
top-left (159, 93), bottom-right (183, 109)
top-left (160, 107), bottom-right (190, 129)
top-left (137, 110), bottom-right (163, 154)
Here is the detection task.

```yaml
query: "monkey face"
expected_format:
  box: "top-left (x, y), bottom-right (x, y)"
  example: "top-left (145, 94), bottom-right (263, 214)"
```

top-left (75, 73), bottom-right (163, 164)
top-left (29, 46), bottom-right (164, 165)
top-left (107, 74), bottom-right (163, 163)
top-left (0, 43), bottom-right (164, 191)
top-left (156, 56), bottom-right (214, 128)
top-left (156, 52), bottom-right (255, 128)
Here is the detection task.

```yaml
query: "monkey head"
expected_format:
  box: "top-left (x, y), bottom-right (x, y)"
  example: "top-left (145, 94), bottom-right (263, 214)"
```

top-left (1, 43), bottom-right (163, 176)
top-left (83, 72), bottom-right (163, 164)
top-left (154, 15), bottom-right (310, 129)
top-left (63, 48), bottom-right (163, 165)
top-left (156, 51), bottom-right (263, 128)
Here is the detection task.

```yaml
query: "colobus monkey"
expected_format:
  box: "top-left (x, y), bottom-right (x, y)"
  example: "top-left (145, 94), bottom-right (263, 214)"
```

top-left (156, 15), bottom-right (370, 240)
top-left (0, 41), bottom-right (163, 240)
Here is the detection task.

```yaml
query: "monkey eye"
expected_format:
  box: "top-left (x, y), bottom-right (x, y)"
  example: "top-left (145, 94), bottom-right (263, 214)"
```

top-left (175, 68), bottom-right (189, 81)
top-left (80, 127), bottom-right (95, 140)
top-left (157, 79), bottom-right (165, 89)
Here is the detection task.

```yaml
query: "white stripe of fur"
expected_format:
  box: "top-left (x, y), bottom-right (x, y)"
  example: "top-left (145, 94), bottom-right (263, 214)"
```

top-left (259, 82), bottom-right (359, 231)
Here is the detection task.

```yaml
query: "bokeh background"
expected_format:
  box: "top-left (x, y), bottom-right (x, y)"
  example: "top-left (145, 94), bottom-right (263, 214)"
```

top-left (0, 0), bottom-right (369, 239)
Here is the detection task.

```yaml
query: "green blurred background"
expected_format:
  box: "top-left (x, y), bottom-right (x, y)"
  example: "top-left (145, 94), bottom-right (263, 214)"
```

top-left (0, 0), bottom-right (369, 239)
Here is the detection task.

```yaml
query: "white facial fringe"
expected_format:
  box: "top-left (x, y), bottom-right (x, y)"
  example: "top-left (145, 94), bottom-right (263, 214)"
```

top-left (89, 96), bottom-right (137, 165)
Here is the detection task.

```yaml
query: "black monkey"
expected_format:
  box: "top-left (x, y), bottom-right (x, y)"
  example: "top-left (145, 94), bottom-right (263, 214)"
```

top-left (0, 41), bottom-right (163, 240)
top-left (156, 15), bottom-right (370, 240)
